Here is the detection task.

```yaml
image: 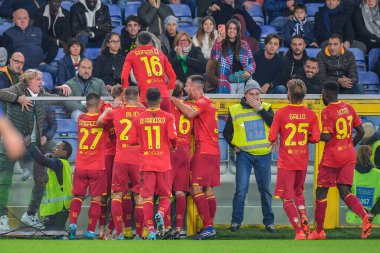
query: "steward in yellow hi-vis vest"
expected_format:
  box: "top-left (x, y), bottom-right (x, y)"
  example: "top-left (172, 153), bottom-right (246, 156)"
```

top-left (28, 141), bottom-right (73, 230)
top-left (222, 80), bottom-right (275, 232)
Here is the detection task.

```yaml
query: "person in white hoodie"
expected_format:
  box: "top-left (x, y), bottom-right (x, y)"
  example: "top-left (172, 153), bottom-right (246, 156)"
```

top-left (192, 16), bottom-right (218, 60)
top-left (70, 0), bottom-right (112, 47)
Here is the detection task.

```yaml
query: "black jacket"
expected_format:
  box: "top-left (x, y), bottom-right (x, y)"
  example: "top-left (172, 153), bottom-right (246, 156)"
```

top-left (168, 46), bottom-right (205, 84)
top-left (0, 0), bottom-right (46, 19)
top-left (352, 7), bottom-right (380, 44)
top-left (70, 1), bottom-right (111, 41)
top-left (293, 68), bottom-right (323, 94)
top-left (137, 1), bottom-right (173, 36)
top-left (33, 5), bottom-right (71, 44)
top-left (93, 49), bottom-right (125, 86)
top-left (120, 28), bottom-right (137, 56)
top-left (284, 49), bottom-right (309, 82)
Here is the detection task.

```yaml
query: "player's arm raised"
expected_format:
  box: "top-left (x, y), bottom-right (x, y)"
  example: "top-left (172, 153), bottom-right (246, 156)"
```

top-left (171, 97), bottom-right (198, 119)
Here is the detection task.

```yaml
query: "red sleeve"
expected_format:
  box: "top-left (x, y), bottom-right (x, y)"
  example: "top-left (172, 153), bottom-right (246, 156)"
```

top-left (321, 108), bottom-right (333, 134)
top-left (167, 114), bottom-right (177, 147)
top-left (127, 118), bottom-right (139, 145)
top-left (102, 110), bottom-right (114, 125)
top-left (268, 112), bottom-right (280, 142)
top-left (350, 105), bottom-right (362, 128)
top-left (308, 112), bottom-right (321, 144)
top-left (121, 53), bottom-right (133, 88)
top-left (163, 54), bottom-right (176, 90)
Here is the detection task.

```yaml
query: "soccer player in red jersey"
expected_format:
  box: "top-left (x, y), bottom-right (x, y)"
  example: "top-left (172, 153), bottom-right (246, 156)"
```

top-left (268, 79), bottom-right (320, 240)
top-left (128, 87), bottom-right (177, 240)
top-left (98, 86), bottom-right (146, 240)
top-left (309, 81), bottom-right (373, 240)
top-left (68, 93), bottom-right (109, 240)
top-left (121, 31), bottom-right (176, 113)
top-left (171, 75), bottom-right (220, 240)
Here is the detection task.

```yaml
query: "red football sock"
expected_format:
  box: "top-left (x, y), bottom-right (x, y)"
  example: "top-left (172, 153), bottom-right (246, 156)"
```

top-left (206, 195), bottom-right (216, 225)
top-left (135, 205), bottom-right (144, 237)
top-left (175, 194), bottom-right (186, 230)
top-left (315, 198), bottom-right (327, 233)
top-left (158, 196), bottom-right (171, 217)
top-left (108, 213), bottom-right (115, 232)
top-left (193, 193), bottom-right (212, 228)
top-left (344, 194), bottom-right (367, 219)
top-left (111, 199), bottom-right (124, 235)
top-left (164, 204), bottom-right (171, 229)
top-left (143, 200), bottom-right (155, 231)
top-left (69, 197), bottom-right (83, 224)
top-left (283, 199), bottom-right (302, 233)
top-left (122, 195), bottom-right (132, 228)
top-left (294, 194), bottom-right (306, 216)
top-left (99, 203), bottom-right (107, 227)
top-left (87, 201), bottom-right (102, 232)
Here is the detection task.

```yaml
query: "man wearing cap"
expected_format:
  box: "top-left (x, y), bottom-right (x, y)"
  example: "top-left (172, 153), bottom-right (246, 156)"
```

top-left (159, 15), bottom-right (178, 56)
top-left (223, 79), bottom-right (276, 233)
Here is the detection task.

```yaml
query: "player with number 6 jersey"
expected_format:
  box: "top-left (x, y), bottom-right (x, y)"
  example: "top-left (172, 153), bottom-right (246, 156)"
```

top-left (121, 31), bottom-right (176, 113)
top-left (268, 79), bottom-right (320, 240)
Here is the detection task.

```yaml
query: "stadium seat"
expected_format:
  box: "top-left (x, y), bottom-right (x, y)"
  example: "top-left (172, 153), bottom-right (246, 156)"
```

top-left (305, 3), bottom-right (324, 23)
top-left (42, 72), bottom-right (54, 91)
top-left (0, 22), bottom-right (13, 36)
top-left (246, 3), bottom-right (264, 25)
top-left (358, 71), bottom-right (380, 94)
top-left (61, 1), bottom-right (74, 11)
top-left (124, 1), bottom-right (142, 20)
top-left (112, 25), bottom-right (124, 34)
top-left (305, 48), bottom-right (321, 58)
top-left (54, 119), bottom-right (78, 162)
top-left (178, 25), bottom-right (198, 37)
top-left (278, 47), bottom-right (289, 56)
top-left (85, 48), bottom-right (101, 59)
top-left (49, 105), bottom-right (68, 119)
top-left (368, 48), bottom-right (380, 71)
top-left (347, 48), bottom-right (366, 71)
top-left (51, 48), bottom-right (65, 67)
top-left (168, 4), bottom-right (192, 26)
top-left (108, 4), bottom-right (122, 26)
top-left (258, 25), bottom-right (278, 48)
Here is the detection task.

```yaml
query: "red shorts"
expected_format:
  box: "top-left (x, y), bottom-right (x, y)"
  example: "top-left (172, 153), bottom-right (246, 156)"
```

top-left (112, 162), bottom-right (140, 194)
top-left (142, 97), bottom-right (171, 113)
top-left (274, 169), bottom-right (307, 199)
top-left (140, 170), bottom-right (172, 198)
top-left (317, 163), bottom-right (355, 188)
top-left (190, 153), bottom-right (220, 187)
top-left (105, 155), bottom-right (114, 195)
top-left (170, 145), bottom-right (190, 192)
top-left (72, 169), bottom-right (107, 196)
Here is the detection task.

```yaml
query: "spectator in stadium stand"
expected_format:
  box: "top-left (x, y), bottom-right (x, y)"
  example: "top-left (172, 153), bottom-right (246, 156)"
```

top-left (159, 15), bottom-right (179, 56)
top-left (0, 0), bottom-right (46, 20)
top-left (168, 31), bottom-right (205, 84)
top-left (361, 122), bottom-right (380, 169)
top-left (56, 38), bottom-right (85, 86)
top-left (93, 32), bottom-right (125, 92)
top-left (283, 35), bottom-right (309, 82)
top-left (120, 15), bottom-right (142, 56)
top-left (205, 58), bottom-right (219, 93)
top-left (252, 34), bottom-right (287, 94)
top-left (316, 33), bottom-right (363, 94)
top-left (0, 69), bottom-right (71, 231)
top-left (163, 0), bottom-right (197, 18)
top-left (64, 58), bottom-right (109, 120)
top-left (205, 0), bottom-right (258, 18)
top-left (192, 16), bottom-right (218, 61)
top-left (137, 0), bottom-right (174, 37)
top-left (314, 0), bottom-right (367, 53)
top-left (0, 48), bottom-right (6, 68)
top-left (70, 0), bottom-right (112, 48)
top-left (210, 18), bottom-right (255, 94)
top-left (1, 9), bottom-right (59, 79)
top-left (0, 52), bottom-right (24, 89)
top-left (353, 0), bottom-right (380, 52)
top-left (265, 0), bottom-right (303, 31)
top-left (293, 57), bottom-right (323, 94)
top-left (209, 0), bottom-right (261, 42)
top-left (33, 0), bottom-right (71, 48)
top-left (282, 4), bottom-right (318, 48)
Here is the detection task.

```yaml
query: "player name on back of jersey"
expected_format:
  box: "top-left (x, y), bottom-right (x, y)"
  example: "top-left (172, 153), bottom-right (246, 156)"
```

top-left (134, 48), bottom-right (160, 56)
top-left (125, 111), bottom-right (140, 117)
top-left (337, 108), bottom-right (349, 116)
top-left (78, 120), bottom-right (99, 127)
top-left (140, 117), bottom-right (166, 124)
top-left (289, 114), bottom-right (306, 120)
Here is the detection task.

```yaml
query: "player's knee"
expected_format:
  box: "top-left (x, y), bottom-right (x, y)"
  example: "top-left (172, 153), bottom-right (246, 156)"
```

top-left (204, 186), bottom-right (214, 197)
top-left (91, 196), bottom-right (102, 202)
top-left (175, 191), bottom-right (185, 197)
top-left (315, 187), bottom-right (328, 200)
top-left (192, 185), bottom-right (203, 195)
top-left (111, 192), bottom-right (123, 200)
top-left (337, 184), bottom-right (352, 199)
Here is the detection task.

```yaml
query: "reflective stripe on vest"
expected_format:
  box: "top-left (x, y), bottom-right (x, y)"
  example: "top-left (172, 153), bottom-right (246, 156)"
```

top-left (229, 102), bottom-right (272, 156)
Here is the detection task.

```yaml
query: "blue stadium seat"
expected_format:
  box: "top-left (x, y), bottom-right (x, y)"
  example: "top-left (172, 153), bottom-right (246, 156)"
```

top-left (305, 48), bottom-right (321, 58)
top-left (347, 48), bottom-right (366, 71)
top-left (51, 48), bottom-right (65, 67)
top-left (246, 3), bottom-right (264, 25)
top-left (124, 1), bottom-right (142, 20)
top-left (42, 72), bottom-right (54, 91)
top-left (61, 1), bottom-right (74, 11)
top-left (49, 105), bottom-right (68, 119)
top-left (178, 25), bottom-right (197, 37)
top-left (358, 71), bottom-right (380, 94)
top-left (259, 25), bottom-right (278, 48)
top-left (368, 48), bottom-right (380, 71)
top-left (112, 25), bottom-right (124, 34)
top-left (54, 119), bottom-right (78, 162)
top-left (278, 47), bottom-right (289, 56)
top-left (0, 22), bottom-right (13, 36)
top-left (168, 4), bottom-right (192, 26)
top-left (108, 4), bottom-right (122, 26)
top-left (305, 3), bottom-right (324, 23)
top-left (85, 48), bottom-right (101, 59)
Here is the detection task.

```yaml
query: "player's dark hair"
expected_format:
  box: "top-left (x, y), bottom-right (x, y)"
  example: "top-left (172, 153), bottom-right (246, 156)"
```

top-left (172, 80), bottom-right (184, 98)
top-left (356, 145), bottom-right (374, 169)
top-left (61, 141), bottom-right (73, 159)
top-left (188, 75), bottom-right (205, 90)
top-left (264, 33), bottom-right (281, 45)
top-left (111, 85), bottom-right (124, 99)
top-left (124, 86), bottom-right (140, 101)
top-left (287, 79), bottom-right (306, 104)
top-left (322, 81), bottom-right (339, 101)
top-left (146, 87), bottom-right (161, 103)
top-left (137, 31), bottom-right (152, 45)
top-left (125, 15), bottom-right (141, 26)
top-left (65, 37), bottom-right (85, 55)
top-left (329, 33), bottom-right (343, 43)
top-left (305, 57), bottom-right (318, 65)
top-left (86, 92), bottom-right (101, 108)
top-left (294, 4), bottom-right (307, 13)
top-left (291, 34), bottom-right (305, 43)
top-left (78, 58), bottom-right (92, 68)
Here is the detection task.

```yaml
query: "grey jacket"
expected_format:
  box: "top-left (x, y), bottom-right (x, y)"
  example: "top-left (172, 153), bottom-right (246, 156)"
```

top-left (138, 2), bottom-right (174, 36)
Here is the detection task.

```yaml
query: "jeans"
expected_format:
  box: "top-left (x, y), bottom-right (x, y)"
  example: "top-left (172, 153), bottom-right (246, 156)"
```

top-left (232, 152), bottom-right (274, 226)
top-left (340, 83), bottom-right (365, 94)
top-left (230, 82), bottom-right (245, 94)
top-left (268, 85), bottom-right (287, 94)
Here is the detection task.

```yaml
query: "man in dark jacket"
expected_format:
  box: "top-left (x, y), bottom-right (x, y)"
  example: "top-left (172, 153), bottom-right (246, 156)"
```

top-left (70, 0), bottom-right (112, 47)
top-left (120, 15), bottom-right (141, 56)
top-left (0, 0), bottom-right (46, 20)
top-left (0, 52), bottom-right (24, 90)
top-left (316, 34), bottom-right (363, 94)
top-left (33, 0), bottom-right (71, 47)
top-left (294, 57), bottom-right (323, 94)
top-left (284, 35), bottom-right (309, 82)
top-left (159, 15), bottom-right (179, 56)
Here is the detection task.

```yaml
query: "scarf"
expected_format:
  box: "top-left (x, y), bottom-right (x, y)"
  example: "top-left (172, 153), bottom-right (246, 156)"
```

top-left (182, 44), bottom-right (192, 56)
top-left (79, 0), bottom-right (101, 28)
top-left (322, 5), bottom-right (342, 33)
top-left (361, 3), bottom-right (380, 39)
top-left (292, 16), bottom-right (306, 36)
